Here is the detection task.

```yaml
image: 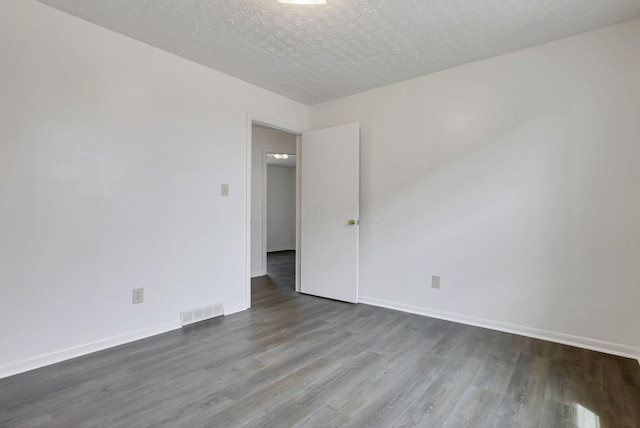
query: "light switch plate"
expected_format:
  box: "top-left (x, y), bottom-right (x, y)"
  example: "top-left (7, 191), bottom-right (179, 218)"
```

top-left (432, 276), bottom-right (441, 289)
top-left (132, 288), bottom-right (144, 304)
top-left (221, 183), bottom-right (229, 197)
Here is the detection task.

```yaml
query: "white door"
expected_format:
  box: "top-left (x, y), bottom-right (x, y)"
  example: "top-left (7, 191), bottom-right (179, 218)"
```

top-left (300, 123), bottom-right (359, 303)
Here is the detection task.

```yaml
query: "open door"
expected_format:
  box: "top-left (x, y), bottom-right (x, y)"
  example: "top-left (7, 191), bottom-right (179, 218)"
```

top-left (300, 123), bottom-right (359, 303)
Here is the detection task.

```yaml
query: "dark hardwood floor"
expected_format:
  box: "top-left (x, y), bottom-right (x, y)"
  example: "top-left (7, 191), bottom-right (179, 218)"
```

top-left (1, 252), bottom-right (639, 427)
top-left (266, 250), bottom-right (296, 291)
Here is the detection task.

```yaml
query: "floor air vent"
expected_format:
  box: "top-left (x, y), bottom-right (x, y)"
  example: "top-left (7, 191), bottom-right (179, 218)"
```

top-left (181, 302), bottom-right (224, 326)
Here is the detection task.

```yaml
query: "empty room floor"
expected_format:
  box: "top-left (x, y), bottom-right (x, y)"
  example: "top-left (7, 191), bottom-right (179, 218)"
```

top-left (1, 255), bottom-right (639, 427)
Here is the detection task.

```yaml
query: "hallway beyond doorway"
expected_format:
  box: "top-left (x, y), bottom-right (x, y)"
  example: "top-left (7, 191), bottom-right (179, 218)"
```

top-left (262, 250), bottom-right (295, 291)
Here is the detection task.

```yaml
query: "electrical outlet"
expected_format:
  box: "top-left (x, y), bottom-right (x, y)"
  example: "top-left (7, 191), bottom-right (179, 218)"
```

top-left (432, 276), bottom-right (441, 289)
top-left (132, 288), bottom-right (144, 304)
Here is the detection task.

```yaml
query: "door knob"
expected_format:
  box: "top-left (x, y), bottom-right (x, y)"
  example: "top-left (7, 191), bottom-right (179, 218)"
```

top-left (348, 219), bottom-right (357, 226)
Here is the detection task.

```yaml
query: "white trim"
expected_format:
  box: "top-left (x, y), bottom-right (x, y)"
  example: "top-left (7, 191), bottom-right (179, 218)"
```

top-left (251, 269), bottom-right (267, 278)
top-left (251, 114), bottom-right (304, 137)
top-left (0, 321), bottom-right (180, 380)
top-left (246, 114), bottom-right (253, 311)
top-left (267, 246), bottom-right (296, 253)
top-left (1, 301), bottom-right (252, 379)
top-left (359, 296), bottom-right (640, 360)
top-left (224, 304), bottom-right (249, 316)
top-left (295, 135), bottom-right (302, 293)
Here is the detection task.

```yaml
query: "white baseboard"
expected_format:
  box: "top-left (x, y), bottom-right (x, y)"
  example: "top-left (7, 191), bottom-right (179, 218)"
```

top-left (267, 246), bottom-right (295, 253)
top-left (359, 296), bottom-right (640, 360)
top-left (251, 270), bottom-right (266, 278)
top-left (1, 301), bottom-right (251, 380)
top-left (0, 321), bottom-right (181, 380)
top-left (224, 304), bottom-right (249, 316)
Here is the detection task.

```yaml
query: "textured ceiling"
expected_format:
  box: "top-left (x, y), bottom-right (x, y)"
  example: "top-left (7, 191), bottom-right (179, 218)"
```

top-left (35, 0), bottom-right (640, 105)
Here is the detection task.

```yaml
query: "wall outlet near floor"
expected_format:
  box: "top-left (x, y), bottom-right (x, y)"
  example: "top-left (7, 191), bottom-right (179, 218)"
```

top-left (431, 276), bottom-right (441, 289)
top-left (132, 288), bottom-right (144, 304)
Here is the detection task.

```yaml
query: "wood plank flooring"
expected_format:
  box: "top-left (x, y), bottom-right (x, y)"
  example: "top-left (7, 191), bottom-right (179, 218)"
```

top-left (1, 252), bottom-right (639, 427)
top-left (266, 250), bottom-right (296, 291)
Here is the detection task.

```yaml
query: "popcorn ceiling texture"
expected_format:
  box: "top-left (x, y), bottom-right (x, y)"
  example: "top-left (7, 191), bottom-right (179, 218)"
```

top-left (35, 0), bottom-right (640, 105)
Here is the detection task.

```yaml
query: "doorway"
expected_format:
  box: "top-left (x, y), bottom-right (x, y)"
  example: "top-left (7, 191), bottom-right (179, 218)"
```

top-left (249, 122), bottom-right (300, 301)
top-left (246, 118), bottom-right (360, 310)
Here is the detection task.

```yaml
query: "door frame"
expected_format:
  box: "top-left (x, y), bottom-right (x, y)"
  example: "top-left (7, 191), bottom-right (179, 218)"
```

top-left (246, 113), bottom-right (303, 310)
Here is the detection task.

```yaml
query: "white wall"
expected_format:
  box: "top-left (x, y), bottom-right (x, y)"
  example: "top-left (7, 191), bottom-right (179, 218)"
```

top-left (267, 165), bottom-right (296, 252)
top-left (0, 0), bottom-right (308, 378)
top-left (310, 19), bottom-right (640, 357)
top-left (250, 127), bottom-right (296, 276)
